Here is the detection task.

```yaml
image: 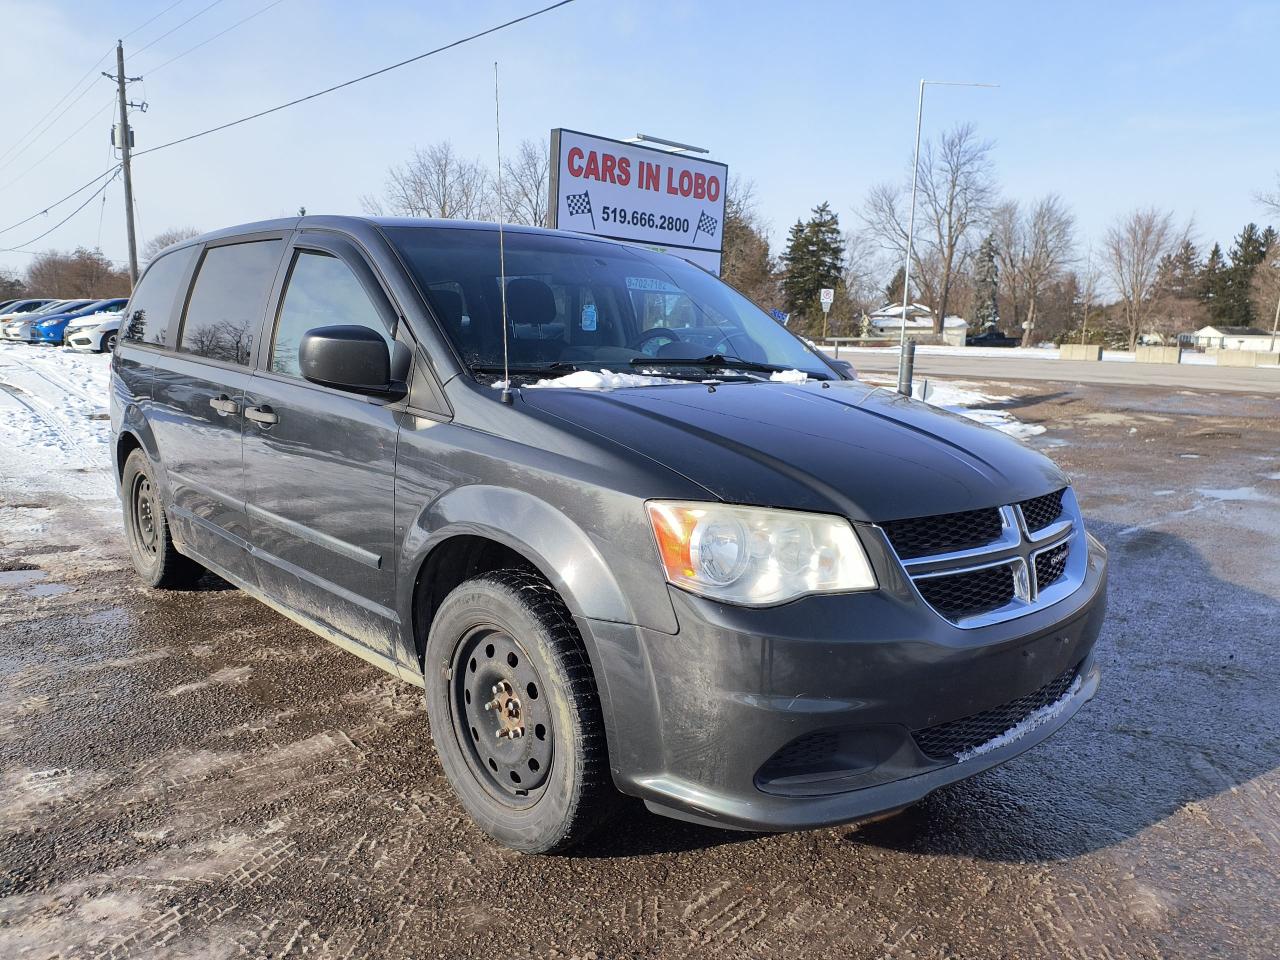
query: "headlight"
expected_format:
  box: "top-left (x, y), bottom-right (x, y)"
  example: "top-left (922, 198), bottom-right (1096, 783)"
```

top-left (646, 501), bottom-right (877, 605)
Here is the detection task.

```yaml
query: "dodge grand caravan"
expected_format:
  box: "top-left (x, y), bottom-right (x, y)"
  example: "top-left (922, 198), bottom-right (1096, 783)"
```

top-left (111, 216), bottom-right (1107, 853)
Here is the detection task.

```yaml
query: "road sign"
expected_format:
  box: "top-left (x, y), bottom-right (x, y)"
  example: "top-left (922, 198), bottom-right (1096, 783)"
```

top-left (819, 288), bottom-right (835, 313)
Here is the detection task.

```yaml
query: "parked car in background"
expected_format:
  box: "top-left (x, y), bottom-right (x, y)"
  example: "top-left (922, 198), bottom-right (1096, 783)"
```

top-left (0, 299), bottom-right (22, 313)
top-left (3, 299), bottom-right (93, 342)
top-left (112, 216), bottom-right (1106, 854)
top-left (65, 309), bottom-right (124, 352)
top-left (966, 325), bottom-right (1021, 348)
top-left (27, 297), bottom-right (128, 345)
top-left (0, 298), bottom-right (59, 325)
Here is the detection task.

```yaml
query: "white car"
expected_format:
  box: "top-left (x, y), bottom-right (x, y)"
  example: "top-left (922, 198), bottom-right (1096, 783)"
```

top-left (63, 310), bottom-right (123, 353)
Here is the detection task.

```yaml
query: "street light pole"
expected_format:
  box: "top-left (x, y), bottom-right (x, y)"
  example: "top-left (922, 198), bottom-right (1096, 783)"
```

top-left (895, 79), bottom-right (998, 396)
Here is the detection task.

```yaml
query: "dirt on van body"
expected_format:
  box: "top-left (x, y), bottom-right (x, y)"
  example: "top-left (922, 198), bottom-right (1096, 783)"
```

top-left (2, 379), bottom-right (1278, 960)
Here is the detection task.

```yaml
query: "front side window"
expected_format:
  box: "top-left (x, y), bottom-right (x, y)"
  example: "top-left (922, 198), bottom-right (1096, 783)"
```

top-left (386, 227), bottom-right (833, 381)
top-left (270, 250), bottom-right (393, 379)
top-left (123, 246), bottom-right (198, 346)
top-left (178, 239), bottom-right (283, 365)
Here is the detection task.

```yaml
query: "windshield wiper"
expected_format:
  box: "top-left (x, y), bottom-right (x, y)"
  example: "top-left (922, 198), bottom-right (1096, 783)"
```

top-left (628, 354), bottom-right (825, 379)
top-left (469, 361), bottom-right (579, 377)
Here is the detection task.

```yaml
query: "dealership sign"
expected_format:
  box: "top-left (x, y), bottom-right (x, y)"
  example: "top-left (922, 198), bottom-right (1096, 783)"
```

top-left (548, 129), bottom-right (728, 274)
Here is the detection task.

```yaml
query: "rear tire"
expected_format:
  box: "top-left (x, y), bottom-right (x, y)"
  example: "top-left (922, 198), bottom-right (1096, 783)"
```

top-left (423, 569), bottom-right (617, 853)
top-left (122, 448), bottom-right (204, 589)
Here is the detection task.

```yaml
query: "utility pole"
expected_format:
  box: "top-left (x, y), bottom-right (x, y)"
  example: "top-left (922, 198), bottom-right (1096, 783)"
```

top-left (112, 41), bottom-right (140, 285)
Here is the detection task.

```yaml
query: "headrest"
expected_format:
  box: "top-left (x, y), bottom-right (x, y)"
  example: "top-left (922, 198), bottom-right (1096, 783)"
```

top-left (505, 278), bottom-right (557, 327)
top-left (427, 289), bottom-right (465, 329)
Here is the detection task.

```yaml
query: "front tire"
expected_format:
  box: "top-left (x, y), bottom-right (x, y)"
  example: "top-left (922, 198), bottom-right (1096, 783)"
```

top-left (423, 569), bottom-right (617, 853)
top-left (122, 448), bottom-right (204, 589)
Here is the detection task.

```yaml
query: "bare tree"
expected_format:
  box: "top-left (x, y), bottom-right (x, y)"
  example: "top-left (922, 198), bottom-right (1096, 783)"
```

top-left (26, 247), bottom-right (130, 297)
top-left (1259, 175), bottom-right (1280, 218)
top-left (861, 123), bottom-right (996, 334)
top-left (368, 141), bottom-right (493, 220)
top-left (1102, 207), bottom-right (1182, 350)
top-left (1252, 239), bottom-right (1280, 351)
top-left (498, 138), bottom-right (550, 226)
top-left (143, 226), bottom-right (201, 262)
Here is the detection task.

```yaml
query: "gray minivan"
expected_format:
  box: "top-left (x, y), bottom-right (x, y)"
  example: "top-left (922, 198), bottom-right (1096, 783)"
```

top-left (111, 216), bottom-right (1107, 853)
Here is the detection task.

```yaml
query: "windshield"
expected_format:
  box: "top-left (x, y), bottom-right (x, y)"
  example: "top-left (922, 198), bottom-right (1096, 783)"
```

top-left (385, 226), bottom-right (834, 382)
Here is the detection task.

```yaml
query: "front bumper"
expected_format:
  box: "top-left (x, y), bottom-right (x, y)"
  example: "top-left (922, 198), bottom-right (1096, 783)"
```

top-left (583, 532), bottom-right (1107, 832)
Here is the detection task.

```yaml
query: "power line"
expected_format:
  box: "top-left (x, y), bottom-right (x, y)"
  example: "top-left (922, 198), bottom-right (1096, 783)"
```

top-left (0, 168), bottom-right (122, 253)
top-left (135, 0), bottom-right (577, 158)
top-left (0, 0), bottom-right (195, 170)
top-left (0, 165), bottom-right (123, 238)
top-left (122, 0), bottom-right (191, 41)
top-left (0, 0), bottom-right (578, 250)
top-left (144, 0), bottom-right (290, 77)
top-left (132, 0), bottom-right (229, 57)
top-left (0, 48), bottom-right (113, 168)
top-left (0, 97), bottom-right (117, 194)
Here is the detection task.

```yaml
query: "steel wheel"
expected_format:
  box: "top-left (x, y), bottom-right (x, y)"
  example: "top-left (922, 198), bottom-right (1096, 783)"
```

top-left (450, 625), bottom-right (554, 803)
top-left (131, 473), bottom-right (159, 558)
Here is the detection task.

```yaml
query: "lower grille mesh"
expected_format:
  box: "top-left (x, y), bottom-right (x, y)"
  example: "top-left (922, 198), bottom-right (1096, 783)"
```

top-left (912, 663), bottom-right (1080, 760)
top-left (1019, 488), bottom-right (1065, 531)
top-left (881, 507), bottom-right (1003, 560)
top-left (916, 564), bottom-right (1016, 619)
top-left (1035, 542), bottom-right (1070, 590)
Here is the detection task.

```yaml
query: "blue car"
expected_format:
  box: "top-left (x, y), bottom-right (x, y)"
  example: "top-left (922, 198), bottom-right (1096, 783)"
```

top-left (25, 298), bottom-right (128, 345)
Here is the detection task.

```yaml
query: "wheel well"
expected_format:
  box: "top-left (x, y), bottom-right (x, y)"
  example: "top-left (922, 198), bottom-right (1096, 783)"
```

top-left (412, 535), bottom-right (540, 667)
top-left (115, 431), bottom-right (142, 482)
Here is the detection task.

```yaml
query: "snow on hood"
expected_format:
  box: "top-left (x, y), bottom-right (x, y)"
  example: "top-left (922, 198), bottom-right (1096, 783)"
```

top-left (491, 368), bottom-right (813, 391)
top-left (491, 370), bottom-right (685, 391)
top-left (767, 369), bottom-right (809, 383)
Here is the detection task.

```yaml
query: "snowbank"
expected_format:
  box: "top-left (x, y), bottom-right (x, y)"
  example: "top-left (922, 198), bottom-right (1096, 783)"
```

top-left (919, 381), bottom-right (1047, 440)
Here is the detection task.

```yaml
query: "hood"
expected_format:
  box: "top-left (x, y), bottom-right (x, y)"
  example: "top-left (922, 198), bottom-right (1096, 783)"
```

top-left (519, 379), bottom-right (1067, 522)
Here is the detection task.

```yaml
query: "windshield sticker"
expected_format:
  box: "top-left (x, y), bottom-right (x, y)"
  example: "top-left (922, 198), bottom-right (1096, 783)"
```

top-left (580, 303), bottom-right (598, 331)
top-left (625, 276), bottom-right (682, 293)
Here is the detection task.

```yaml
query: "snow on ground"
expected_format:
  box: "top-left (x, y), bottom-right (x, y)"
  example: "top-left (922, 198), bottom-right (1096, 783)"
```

top-left (824, 344), bottom-right (1224, 365)
top-left (919, 381), bottom-right (1046, 441)
top-left (0, 343), bottom-right (120, 571)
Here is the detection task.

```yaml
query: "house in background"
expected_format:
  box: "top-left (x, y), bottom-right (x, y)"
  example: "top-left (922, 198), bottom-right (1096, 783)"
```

top-left (1190, 325), bottom-right (1277, 351)
top-left (866, 302), bottom-right (968, 347)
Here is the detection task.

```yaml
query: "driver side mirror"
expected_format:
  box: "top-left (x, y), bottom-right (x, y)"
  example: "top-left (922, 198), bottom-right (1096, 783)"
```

top-left (299, 325), bottom-right (405, 398)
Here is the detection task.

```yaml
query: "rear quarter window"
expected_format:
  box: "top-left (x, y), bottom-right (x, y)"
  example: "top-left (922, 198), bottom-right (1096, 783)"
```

top-left (178, 239), bottom-right (284, 365)
top-left (122, 247), bottom-right (198, 347)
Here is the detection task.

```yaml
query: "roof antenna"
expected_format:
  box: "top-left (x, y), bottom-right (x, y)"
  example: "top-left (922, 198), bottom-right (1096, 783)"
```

top-left (494, 60), bottom-right (513, 405)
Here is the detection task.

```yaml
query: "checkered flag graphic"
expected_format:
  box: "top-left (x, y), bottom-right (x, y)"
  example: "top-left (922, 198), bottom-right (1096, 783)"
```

top-left (564, 190), bottom-right (595, 229)
top-left (691, 210), bottom-right (719, 244)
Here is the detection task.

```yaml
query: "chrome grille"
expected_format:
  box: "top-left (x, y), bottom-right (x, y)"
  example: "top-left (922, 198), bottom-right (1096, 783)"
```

top-left (912, 662), bottom-right (1080, 760)
top-left (877, 487), bottom-right (1086, 628)
top-left (881, 507), bottom-right (1003, 560)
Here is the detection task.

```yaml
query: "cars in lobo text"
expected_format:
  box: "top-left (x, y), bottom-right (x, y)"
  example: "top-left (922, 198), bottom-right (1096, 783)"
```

top-left (110, 216), bottom-right (1107, 853)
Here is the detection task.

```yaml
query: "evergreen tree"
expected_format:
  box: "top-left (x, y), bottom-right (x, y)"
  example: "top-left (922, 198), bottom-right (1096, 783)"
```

top-left (884, 266), bottom-right (907, 306)
top-left (1221, 223), bottom-right (1269, 325)
top-left (1200, 242), bottom-right (1228, 317)
top-left (781, 202), bottom-right (846, 334)
top-left (972, 233), bottom-right (1000, 328)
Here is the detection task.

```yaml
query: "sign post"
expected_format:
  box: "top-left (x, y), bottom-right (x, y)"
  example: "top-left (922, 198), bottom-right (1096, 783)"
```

top-left (819, 287), bottom-right (835, 339)
top-left (547, 129), bottom-right (728, 274)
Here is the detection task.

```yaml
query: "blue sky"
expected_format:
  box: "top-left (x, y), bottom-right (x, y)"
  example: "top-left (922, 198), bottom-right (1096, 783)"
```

top-left (1, 0), bottom-right (1276, 281)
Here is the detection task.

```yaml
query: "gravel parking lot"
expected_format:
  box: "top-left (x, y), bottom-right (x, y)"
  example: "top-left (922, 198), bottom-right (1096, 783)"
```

top-left (2, 357), bottom-right (1278, 958)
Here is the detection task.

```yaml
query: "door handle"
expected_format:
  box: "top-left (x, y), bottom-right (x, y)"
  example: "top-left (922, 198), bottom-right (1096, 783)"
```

top-left (209, 395), bottom-right (237, 416)
top-left (244, 404), bottom-right (279, 426)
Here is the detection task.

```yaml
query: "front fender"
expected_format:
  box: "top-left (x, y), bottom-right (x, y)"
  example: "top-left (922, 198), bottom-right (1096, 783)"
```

top-left (398, 484), bottom-right (676, 635)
